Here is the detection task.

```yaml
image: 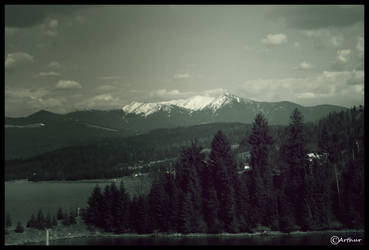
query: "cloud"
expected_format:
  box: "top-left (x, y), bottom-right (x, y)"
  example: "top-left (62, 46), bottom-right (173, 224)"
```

top-left (261, 33), bottom-right (287, 45)
top-left (270, 5), bottom-right (364, 30)
top-left (356, 36), bottom-right (364, 57)
top-left (202, 88), bottom-right (228, 96)
top-left (48, 61), bottom-right (62, 69)
top-left (302, 29), bottom-right (344, 48)
top-left (5, 87), bottom-right (50, 100)
top-left (150, 89), bottom-right (181, 98)
top-left (5, 87), bottom-right (67, 116)
top-left (323, 70), bottom-right (364, 86)
top-left (174, 73), bottom-right (191, 79)
top-left (293, 42), bottom-right (300, 49)
top-left (237, 70), bottom-right (364, 107)
top-left (148, 88), bottom-right (229, 101)
top-left (243, 44), bottom-right (253, 51)
top-left (56, 80), bottom-right (82, 89)
top-left (5, 5), bottom-right (88, 28)
top-left (39, 71), bottom-right (60, 76)
top-left (5, 52), bottom-right (34, 69)
top-left (48, 19), bottom-right (58, 28)
top-left (98, 76), bottom-right (122, 81)
top-left (337, 49), bottom-right (352, 63)
top-left (42, 19), bottom-right (59, 37)
top-left (294, 61), bottom-right (313, 70)
top-left (95, 85), bottom-right (116, 92)
top-left (75, 94), bottom-right (123, 110)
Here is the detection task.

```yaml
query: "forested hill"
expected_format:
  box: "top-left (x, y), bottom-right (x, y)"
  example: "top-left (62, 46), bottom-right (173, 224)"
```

top-left (5, 106), bottom-right (363, 182)
top-left (82, 106), bottom-right (364, 234)
top-left (5, 95), bottom-right (346, 160)
top-left (5, 123), bottom-right (252, 181)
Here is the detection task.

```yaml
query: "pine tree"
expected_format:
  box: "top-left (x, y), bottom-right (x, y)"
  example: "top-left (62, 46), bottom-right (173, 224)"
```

top-left (6, 212), bottom-right (12, 228)
top-left (112, 181), bottom-right (130, 233)
top-left (36, 209), bottom-right (45, 230)
top-left (283, 108), bottom-right (310, 230)
top-left (175, 141), bottom-right (206, 232)
top-left (208, 130), bottom-right (238, 232)
top-left (52, 216), bottom-right (58, 227)
top-left (27, 213), bottom-right (36, 228)
top-left (102, 184), bottom-right (114, 232)
top-left (177, 191), bottom-right (193, 234)
top-left (45, 212), bottom-right (52, 228)
top-left (15, 221), bottom-right (24, 233)
top-left (136, 195), bottom-right (149, 234)
top-left (148, 176), bottom-right (169, 232)
top-left (68, 210), bottom-right (77, 225)
top-left (200, 164), bottom-right (221, 233)
top-left (85, 185), bottom-right (104, 229)
top-left (163, 173), bottom-right (180, 232)
top-left (57, 207), bottom-right (64, 220)
top-left (234, 172), bottom-right (251, 232)
top-left (247, 113), bottom-right (276, 230)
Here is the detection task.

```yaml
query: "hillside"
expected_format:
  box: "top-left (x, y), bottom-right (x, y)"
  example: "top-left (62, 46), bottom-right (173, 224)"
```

top-left (5, 94), bottom-right (346, 160)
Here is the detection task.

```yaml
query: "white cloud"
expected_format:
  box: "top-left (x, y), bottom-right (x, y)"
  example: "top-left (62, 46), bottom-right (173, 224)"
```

top-left (5, 52), bottom-right (34, 69)
top-left (356, 36), bottom-right (364, 57)
top-left (261, 33), bottom-right (287, 45)
top-left (75, 94), bottom-right (123, 110)
top-left (330, 35), bottom-right (343, 47)
top-left (56, 80), bottom-right (82, 89)
top-left (174, 73), bottom-right (191, 79)
top-left (294, 61), bottom-right (313, 70)
top-left (48, 61), bottom-right (62, 69)
top-left (296, 92), bottom-right (316, 99)
top-left (48, 19), bottom-right (59, 28)
top-left (5, 27), bottom-right (20, 36)
top-left (42, 19), bottom-right (59, 37)
top-left (237, 70), bottom-right (364, 106)
top-left (302, 28), bottom-right (344, 48)
top-left (203, 88), bottom-right (228, 96)
top-left (39, 71), bottom-right (60, 77)
top-left (149, 88), bottom-right (229, 101)
top-left (98, 76), bottom-right (122, 81)
top-left (95, 85), bottom-right (116, 92)
top-left (5, 87), bottom-right (68, 116)
top-left (5, 87), bottom-right (50, 100)
top-left (243, 44), bottom-right (253, 51)
top-left (293, 42), bottom-right (301, 48)
top-left (337, 49), bottom-right (352, 63)
top-left (91, 94), bottom-right (114, 102)
top-left (150, 89), bottom-right (181, 97)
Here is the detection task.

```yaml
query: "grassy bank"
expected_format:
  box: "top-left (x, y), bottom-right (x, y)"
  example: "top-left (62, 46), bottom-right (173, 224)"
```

top-left (5, 217), bottom-right (364, 246)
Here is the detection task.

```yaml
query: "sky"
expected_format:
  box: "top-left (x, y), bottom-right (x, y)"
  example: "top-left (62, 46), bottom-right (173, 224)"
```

top-left (5, 5), bottom-right (364, 117)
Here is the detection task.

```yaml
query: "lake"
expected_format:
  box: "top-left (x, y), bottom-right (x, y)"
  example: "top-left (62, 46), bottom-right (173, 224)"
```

top-left (4, 176), bottom-right (151, 226)
top-left (27, 231), bottom-right (364, 246)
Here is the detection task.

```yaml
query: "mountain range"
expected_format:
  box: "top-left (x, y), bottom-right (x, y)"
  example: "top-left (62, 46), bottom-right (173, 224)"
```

top-left (5, 93), bottom-right (346, 160)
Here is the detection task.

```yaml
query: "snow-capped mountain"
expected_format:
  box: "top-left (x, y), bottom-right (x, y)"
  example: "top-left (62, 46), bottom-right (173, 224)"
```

top-left (122, 93), bottom-right (249, 116)
top-left (5, 94), bottom-right (347, 160)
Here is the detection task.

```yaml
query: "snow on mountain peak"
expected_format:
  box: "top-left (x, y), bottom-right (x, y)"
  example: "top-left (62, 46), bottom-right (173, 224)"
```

top-left (122, 93), bottom-right (248, 116)
top-left (122, 101), bottom-right (175, 116)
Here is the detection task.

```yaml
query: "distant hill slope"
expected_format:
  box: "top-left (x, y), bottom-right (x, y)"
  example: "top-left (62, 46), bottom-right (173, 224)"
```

top-left (5, 94), bottom-right (346, 160)
top-left (5, 122), bottom-right (252, 181)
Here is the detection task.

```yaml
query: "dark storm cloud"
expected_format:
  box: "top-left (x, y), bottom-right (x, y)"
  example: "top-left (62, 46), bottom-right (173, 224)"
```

top-left (270, 5), bottom-right (363, 29)
top-left (5, 5), bottom-right (89, 27)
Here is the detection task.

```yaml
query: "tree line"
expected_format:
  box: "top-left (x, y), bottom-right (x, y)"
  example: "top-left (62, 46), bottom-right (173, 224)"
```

top-left (83, 107), bottom-right (364, 233)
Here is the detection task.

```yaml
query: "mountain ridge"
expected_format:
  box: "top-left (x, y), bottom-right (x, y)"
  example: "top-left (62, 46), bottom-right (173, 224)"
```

top-left (5, 94), bottom-right (348, 160)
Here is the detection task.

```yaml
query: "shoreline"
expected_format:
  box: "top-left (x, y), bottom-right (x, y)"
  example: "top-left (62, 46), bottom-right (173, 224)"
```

top-left (5, 224), bottom-right (364, 246)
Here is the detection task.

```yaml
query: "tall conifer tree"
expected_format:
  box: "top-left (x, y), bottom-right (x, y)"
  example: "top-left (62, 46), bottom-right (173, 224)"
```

top-left (248, 113), bottom-right (276, 229)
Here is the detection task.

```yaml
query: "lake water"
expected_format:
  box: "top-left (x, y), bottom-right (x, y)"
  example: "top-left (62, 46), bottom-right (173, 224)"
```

top-left (4, 180), bottom-right (112, 225)
top-left (28, 231), bottom-right (364, 246)
top-left (4, 177), bottom-right (150, 226)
